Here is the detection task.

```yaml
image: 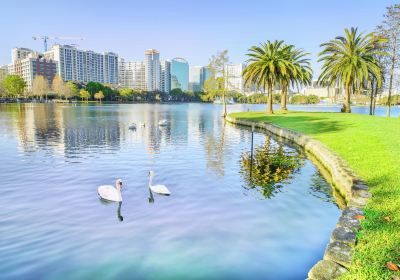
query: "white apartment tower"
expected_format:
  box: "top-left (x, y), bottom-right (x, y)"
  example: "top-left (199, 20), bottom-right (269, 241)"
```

top-left (45, 44), bottom-right (118, 85)
top-left (160, 59), bottom-right (171, 93)
top-left (118, 58), bottom-right (146, 91)
top-left (224, 63), bottom-right (246, 93)
top-left (144, 49), bottom-right (160, 91)
top-left (11, 48), bottom-right (38, 63)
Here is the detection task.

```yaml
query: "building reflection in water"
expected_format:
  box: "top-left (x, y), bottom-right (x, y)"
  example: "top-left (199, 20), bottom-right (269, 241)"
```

top-left (1, 104), bottom-right (121, 157)
top-left (0, 103), bottom-right (242, 173)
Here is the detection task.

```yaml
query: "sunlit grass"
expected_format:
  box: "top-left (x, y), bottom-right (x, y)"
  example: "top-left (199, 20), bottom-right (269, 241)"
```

top-left (229, 111), bottom-right (400, 279)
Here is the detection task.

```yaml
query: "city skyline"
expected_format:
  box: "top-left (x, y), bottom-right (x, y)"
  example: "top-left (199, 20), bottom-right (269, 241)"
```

top-left (0, 0), bottom-right (396, 75)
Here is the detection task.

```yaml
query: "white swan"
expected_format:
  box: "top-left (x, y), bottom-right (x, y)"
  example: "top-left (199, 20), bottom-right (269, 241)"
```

top-left (158, 119), bottom-right (168, 126)
top-left (98, 179), bottom-right (123, 202)
top-left (139, 123), bottom-right (146, 127)
top-left (128, 123), bottom-right (136, 130)
top-left (149, 171), bottom-right (170, 195)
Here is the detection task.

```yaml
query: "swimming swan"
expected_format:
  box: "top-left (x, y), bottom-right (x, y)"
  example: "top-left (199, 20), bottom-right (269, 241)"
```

top-left (158, 119), bottom-right (168, 126)
top-left (98, 179), bottom-right (123, 202)
top-left (149, 171), bottom-right (170, 195)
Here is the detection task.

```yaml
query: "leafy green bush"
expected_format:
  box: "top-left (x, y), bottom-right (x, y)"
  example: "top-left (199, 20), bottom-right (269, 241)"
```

top-left (290, 94), bottom-right (320, 104)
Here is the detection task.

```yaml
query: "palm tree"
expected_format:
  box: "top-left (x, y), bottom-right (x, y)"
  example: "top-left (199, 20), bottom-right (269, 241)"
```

top-left (280, 46), bottom-right (312, 111)
top-left (318, 27), bottom-right (386, 113)
top-left (243, 40), bottom-right (293, 114)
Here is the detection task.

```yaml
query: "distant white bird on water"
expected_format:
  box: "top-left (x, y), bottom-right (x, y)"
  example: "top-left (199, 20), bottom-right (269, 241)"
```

top-left (98, 179), bottom-right (123, 202)
top-left (158, 119), bottom-right (168, 127)
top-left (128, 123), bottom-right (137, 130)
top-left (148, 171), bottom-right (170, 195)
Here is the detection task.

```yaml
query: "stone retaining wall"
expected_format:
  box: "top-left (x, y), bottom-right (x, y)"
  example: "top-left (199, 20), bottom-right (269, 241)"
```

top-left (226, 116), bottom-right (371, 280)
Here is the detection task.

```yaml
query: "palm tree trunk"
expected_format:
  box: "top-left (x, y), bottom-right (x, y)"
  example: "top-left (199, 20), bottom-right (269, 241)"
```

top-left (372, 91), bottom-right (377, 116)
top-left (369, 79), bottom-right (375, 115)
top-left (342, 85), bottom-right (351, 113)
top-left (372, 82), bottom-right (379, 115)
top-left (369, 91), bottom-right (373, 115)
top-left (281, 82), bottom-right (288, 111)
top-left (387, 36), bottom-right (397, 117)
top-left (267, 84), bottom-right (273, 114)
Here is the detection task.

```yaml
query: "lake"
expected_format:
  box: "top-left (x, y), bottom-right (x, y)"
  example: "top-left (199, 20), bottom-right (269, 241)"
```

top-left (0, 103), bottom-right (346, 279)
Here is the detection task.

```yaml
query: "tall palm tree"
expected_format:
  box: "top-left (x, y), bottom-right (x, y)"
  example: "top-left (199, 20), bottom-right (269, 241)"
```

top-left (280, 46), bottom-right (312, 111)
top-left (243, 40), bottom-right (292, 114)
top-left (318, 27), bottom-right (386, 113)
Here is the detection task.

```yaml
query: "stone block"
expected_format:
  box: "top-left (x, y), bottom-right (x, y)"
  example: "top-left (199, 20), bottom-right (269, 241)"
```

top-left (331, 226), bottom-right (357, 246)
top-left (308, 260), bottom-right (348, 280)
top-left (337, 214), bottom-right (361, 232)
top-left (324, 241), bottom-right (353, 267)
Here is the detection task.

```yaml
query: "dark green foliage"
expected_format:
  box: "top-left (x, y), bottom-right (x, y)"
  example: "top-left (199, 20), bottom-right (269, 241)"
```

top-left (240, 141), bottom-right (302, 198)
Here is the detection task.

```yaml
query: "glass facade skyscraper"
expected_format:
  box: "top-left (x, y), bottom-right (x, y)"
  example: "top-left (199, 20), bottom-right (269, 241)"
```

top-left (189, 66), bottom-right (209, 92)
top-left (171, 58), bottom-right (189, 91)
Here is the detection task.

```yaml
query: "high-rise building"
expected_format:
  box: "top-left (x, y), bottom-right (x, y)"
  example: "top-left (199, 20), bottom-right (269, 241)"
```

top-left (171, 58), bottom-right (189, 91)
top-left (104, 52), bottom-right (119, 84)
top-left (0, 65), bottom-right (8, 81)
top-left (189, 66), bottom-right (201, 92)
top-left (11, 48), bottom-right (39, 64)
top-left (160, 60), bottom-right (171, 93)
top-left (144, 49), bottom-right (160, 92)
top-left (45, 44), bottom-right (118, 85)
top-left (224, 63), bottom-right (246, 93)
top-left (8, 48), bottom-right (57, 91)
top-left (189, 66), bottom-right (209, 92)
top-left (118, 58), bottom-right (146, 91)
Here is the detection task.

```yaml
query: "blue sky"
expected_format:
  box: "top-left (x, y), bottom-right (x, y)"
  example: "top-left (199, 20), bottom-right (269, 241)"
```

top-left (0, 0), bottom-right (396, 75)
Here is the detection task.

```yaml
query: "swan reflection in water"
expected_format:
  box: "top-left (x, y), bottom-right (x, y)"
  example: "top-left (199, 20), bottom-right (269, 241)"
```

top-left (148, 187), bottom-right (154, 204)
top-left (99, 199), bottom-right (124, 222)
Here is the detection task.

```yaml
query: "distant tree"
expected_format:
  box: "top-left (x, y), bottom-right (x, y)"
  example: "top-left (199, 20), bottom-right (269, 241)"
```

top-left (208, 50), bottom-right (229, 117)
top-left (52, 76), bottom-right (67, 99)
top-left (86, 82), bottom-right (103, 97)
top-left (119, 88), bottom-right (134, 101)
top-left (203, 76), bottom-right (219, 94)
top-left (279, 46), bottom-right (312, 111)
top-left (102, 85), bottom-right (114, 101)
top-left (170, 88), bottom-right (184, 101)
top-left (318, 27), bottom-right (387, 113)
top-left (79, 89), bottom-right (90, 102)
top-left (32, 75), bottom-right (49, 100)
top-left (1, 75), bottom-right (26, 98)
top-left (378, 4), bottom-right (400, 117)
top-left (243, 40), bottom-right (291, 114)
top-left (66, 81), bottom-right (79, 99)
top-left (94, 90), bottom-right (104, 102)
top-left (0, 81), bottom-right (5, 97)
top-left (132, 90), bottom-right (143, 101)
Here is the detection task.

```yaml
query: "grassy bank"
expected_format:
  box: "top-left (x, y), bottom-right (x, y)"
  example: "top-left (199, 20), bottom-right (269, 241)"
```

top-left (229, 111), bottom-right (400, 280)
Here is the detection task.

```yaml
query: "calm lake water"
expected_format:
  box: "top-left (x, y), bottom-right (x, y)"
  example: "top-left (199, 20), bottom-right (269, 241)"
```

top-left (0, 103), bottom-right (344, 280)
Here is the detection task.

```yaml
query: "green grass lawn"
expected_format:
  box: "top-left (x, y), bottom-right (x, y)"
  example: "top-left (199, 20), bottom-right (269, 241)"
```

top-left (229, 111), bottom-right (400, 280)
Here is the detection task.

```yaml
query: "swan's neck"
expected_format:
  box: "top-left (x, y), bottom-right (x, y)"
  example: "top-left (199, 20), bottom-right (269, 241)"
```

top-left (117, 188), bottom-right (122, 201)
top-left (149, 176), bottom-right (153, 187)
top-left (116, 185), bottom-right (122, 201)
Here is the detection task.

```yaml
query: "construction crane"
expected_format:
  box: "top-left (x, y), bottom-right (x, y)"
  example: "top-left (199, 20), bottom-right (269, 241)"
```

top-left (32, 36), bottom-right (85, 52)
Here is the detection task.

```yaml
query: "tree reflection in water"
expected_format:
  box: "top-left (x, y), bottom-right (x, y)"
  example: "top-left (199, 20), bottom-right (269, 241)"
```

top-left (240, 136), bottom-right (303, 199)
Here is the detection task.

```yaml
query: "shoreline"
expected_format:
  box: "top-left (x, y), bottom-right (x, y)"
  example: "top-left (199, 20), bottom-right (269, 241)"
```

top-left (226, 114), bottom-right (371, 280)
